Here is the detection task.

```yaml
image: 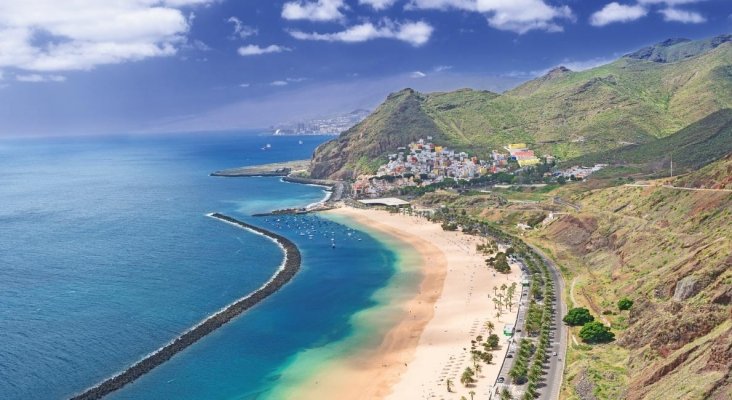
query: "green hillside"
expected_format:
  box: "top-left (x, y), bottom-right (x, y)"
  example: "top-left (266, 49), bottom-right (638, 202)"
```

top-left (310, 34), bottom-right (732, 179)
top-left (310, 88), bottom-right (448, 179)
top-left (563, 109), bottom-right (732, 175)
top-left (674, 153), bottom-right (732, 190)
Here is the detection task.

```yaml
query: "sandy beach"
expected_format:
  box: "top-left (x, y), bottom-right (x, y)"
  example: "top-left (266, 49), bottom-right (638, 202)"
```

top-left (291, 206), bottom-right (522, 400)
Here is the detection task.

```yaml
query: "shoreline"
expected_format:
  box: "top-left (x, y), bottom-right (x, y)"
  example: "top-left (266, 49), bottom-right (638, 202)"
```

top-left (70, 213), bottom-right (301, 400)
top-left (276, 207), bottom-right (521, 400)
top-left (265, 206), bottom-right (446, 400)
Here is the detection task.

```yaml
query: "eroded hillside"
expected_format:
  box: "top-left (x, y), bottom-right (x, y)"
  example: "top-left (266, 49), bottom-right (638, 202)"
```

top-left (528, 180), bottom-right (731, 399)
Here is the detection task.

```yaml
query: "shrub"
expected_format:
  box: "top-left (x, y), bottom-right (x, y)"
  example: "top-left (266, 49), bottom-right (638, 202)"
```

top-left (579, 321), bottom-right (615, 343)
top-left (618, 298), bottom-right (633, 311)
top-left (563, 307), bottom-right (595, 326)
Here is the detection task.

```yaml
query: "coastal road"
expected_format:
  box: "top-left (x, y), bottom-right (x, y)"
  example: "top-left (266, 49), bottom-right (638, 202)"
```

top-left (492, 252), bottom-right (567, 400)
top-left (623, 183), bottom-right (732, 193)
top-left (527, 244), bottom-right (568, 400)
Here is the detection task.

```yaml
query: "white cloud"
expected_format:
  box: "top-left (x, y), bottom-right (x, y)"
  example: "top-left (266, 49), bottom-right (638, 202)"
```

top-left (407, 0), bottom-right (574, 34)
top-left (290, 20), bottom-right (433, 46)
top-left (434, 65), bottom-right (453, 72)
top-left (410, 70), bottom-right (427, 78)
top-left (16, 73), bottom-right (66, 82)
top-left (239, 83), bottom-right (250, 88)
top-left (282, 0), bottom-right (346, 22)
top-left (237, 44), bottom-right (291, 56)
top-left (590, 2), bottom-right (648, 26)
top-left (0, 0), bottom-right (214, 72)
top-left (227, 17), bottom-right (258, 39)
top-left (658, 7), bottom-right (706, 23)
top-left (271, 80), bottom-right (289, 86)
top-left (637, 0), bottom-right (704, 5)
top-left (359, 0), bottom-right (398, 10)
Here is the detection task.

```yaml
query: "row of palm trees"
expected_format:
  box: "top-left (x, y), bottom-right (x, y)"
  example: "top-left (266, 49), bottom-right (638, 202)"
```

top-left (507, 252), bottom-right (556, 400)
top-left (491, 282), bottom-right (519, 313)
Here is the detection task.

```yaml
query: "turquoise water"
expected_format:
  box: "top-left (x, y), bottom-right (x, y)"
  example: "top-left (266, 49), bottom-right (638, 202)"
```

top-left (0, 133), bottom-right (400, 399)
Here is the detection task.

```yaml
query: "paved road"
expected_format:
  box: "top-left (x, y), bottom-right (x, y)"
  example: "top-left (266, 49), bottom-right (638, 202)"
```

top-left (624, 183), bottom-right (732, 193)
top-left (527, 244), bottom-right (568, 400)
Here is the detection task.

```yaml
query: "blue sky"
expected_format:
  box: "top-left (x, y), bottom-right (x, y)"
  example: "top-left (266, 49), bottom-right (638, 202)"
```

top-left (0, 0), bottom-right (730, 136)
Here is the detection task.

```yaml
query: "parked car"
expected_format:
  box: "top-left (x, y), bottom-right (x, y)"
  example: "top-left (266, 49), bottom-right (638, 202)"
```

top-left (497, 377), bottom-right (505, 383)
top-left (553, 351), bottom-right (558, 356)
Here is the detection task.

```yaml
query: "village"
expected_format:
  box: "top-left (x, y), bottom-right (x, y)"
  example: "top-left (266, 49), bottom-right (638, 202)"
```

top-left (352, 138), bottom-right (605, 198)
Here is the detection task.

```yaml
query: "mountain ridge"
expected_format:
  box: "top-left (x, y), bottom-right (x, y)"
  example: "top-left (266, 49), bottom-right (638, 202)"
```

top-left (310, 33), bottom-right (732, 179)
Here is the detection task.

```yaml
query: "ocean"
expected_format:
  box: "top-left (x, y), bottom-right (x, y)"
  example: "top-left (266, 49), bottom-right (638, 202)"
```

top-left (0, 132), bottom-right (411, 400)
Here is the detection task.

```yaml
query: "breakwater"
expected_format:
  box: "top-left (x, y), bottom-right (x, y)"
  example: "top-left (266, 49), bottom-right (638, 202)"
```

top-left (70, 213), bottom-right (301, 400)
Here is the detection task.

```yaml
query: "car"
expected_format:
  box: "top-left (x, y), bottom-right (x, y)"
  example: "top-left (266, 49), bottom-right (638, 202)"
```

top-left (506, 354), bottom-right (513, 358)
top-left (553, 351), bottom-right (558, 356)
top-left (497, 377), bottom-right (505, 383)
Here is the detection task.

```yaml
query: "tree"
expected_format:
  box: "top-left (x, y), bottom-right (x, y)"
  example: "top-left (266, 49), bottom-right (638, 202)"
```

top-left (469, 390), bottom-right (476, 400)
top-left (579, 321), bottom-right (615, 343)
top-left (485, 321), bottom-right (495, 336)
top-left (494, 252), bottom-right (511, 273)
top-left (471, 351), bottom-right (481, 369)
top-left (446, 378), bottom-right (453, 393)
top-left (493, 285), bottom-right (498, 296)
top-left (487, 333), bottom-right (500, 350)
top-left (500, 388), bottom-right (513, 400)
top-left (461, 367), bottom-right (475, 386)
top-left (563, 307), bottom-right (595, 326)
top-left (618, 298), bottom-right (633, 311)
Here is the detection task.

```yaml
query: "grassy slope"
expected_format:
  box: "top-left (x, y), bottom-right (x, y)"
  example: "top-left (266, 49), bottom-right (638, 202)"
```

top-left (418, 41), bottom-right (732, 160)
top-left (562, 109), bottom-right (732, 175)
top-left (674, 153), bottom-right (732, 190)
top-left (311, 37), bottom-right (732, 179)
top-left (526, 181), bottom-right (732, 400)
top-left (310, 88), bottom-right (445, 179)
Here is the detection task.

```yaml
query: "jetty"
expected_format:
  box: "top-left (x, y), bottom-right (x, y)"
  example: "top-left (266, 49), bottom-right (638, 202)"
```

top-left (70, 213), bottom-right (301, 400)
top-left (210, 160), bottom-right (310, 177)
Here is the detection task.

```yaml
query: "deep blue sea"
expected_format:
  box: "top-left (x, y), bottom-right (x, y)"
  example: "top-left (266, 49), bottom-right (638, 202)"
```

top-left (0, 133), bottom-right (400, 400)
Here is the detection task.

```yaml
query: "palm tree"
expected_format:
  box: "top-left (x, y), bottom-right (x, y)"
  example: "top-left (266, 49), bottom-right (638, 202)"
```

top-left (493, 285), bottom-right (498, 296)
top-left (469, 390), bottom-right (476, 400)
top-left (446, 378), bottom-right (453, 393)
top-left (501, 283), bottom-right (508, 294)
top-left (496, 311), bottom-right (501, 321)
top-left (460, 368), bottom-right (474, 386)
top-left (485, 321), bottom-right (495, 336)
top-left (471, 351), bottom-right (481, 369)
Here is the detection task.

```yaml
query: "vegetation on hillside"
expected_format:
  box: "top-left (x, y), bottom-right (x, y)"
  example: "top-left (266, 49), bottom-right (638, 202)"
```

top-left (564, 109), bottom-right (732, 176)
top-left (311, 35), bottom-right (732, 179)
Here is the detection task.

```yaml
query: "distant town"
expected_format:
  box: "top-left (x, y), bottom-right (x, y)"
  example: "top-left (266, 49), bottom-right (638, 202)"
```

top-left (353, 138), bottom-right (606, 198)
top-left (269, 109), bottom-right (371, 135)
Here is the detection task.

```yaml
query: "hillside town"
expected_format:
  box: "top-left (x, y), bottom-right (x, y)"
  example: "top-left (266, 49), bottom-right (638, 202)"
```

top-left (352, 138), bottom-right (605, 198)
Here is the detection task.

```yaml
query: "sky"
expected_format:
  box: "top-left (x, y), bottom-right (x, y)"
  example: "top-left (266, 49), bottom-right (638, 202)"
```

top-left (0, 0), bottom-right (730, 136)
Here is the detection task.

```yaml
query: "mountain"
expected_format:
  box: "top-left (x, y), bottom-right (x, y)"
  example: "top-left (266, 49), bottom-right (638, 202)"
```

top-left (310, 34), bottom-right (732, 179)
top-left (564, 108), bottom-right (732, 175)
top-left (310, 89), bottom-right (448, 179)
top-left (626, 34), bottom-right (731, 63)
